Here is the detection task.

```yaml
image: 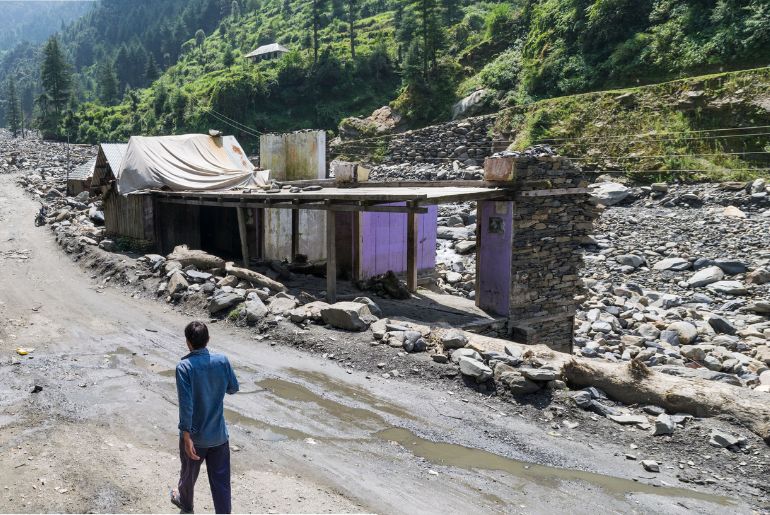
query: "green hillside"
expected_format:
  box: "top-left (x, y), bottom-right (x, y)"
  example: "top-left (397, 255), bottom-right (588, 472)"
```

top-left (2, 0), bottom-right (770, 151)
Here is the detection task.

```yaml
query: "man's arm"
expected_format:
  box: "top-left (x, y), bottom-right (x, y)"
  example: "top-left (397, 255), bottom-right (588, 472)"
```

top-left (176, 364), bottom-right (200, 460)
top-left (226, 360), bottom-right (239, 395)
top-left (176, 364), bottom-right (194, 435)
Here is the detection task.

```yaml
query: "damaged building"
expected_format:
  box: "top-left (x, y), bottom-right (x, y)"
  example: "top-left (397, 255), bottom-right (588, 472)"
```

top-left (100, 130), bottom-right (597, 352)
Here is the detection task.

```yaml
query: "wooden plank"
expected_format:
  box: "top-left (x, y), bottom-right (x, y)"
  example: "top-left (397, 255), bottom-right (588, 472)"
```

top-left (406, 205), bottom-right (418, 292)
top-left (291, 208), bottom-right (300, 261)
top-left (326, 212), bottom-right (337, 303)
top-left (236, 207), bottom-right (250, 267)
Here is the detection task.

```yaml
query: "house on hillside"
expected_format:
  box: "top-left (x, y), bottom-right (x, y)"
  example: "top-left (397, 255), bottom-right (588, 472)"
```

top-left (245, 43), bottom-right (289, 63)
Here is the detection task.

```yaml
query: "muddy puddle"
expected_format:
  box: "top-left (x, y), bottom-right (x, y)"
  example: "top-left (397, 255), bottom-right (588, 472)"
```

top-left (247, 375), bottom-right (733, 506)
top-left (286, 368), bottom-right (421, 422)
top-left (107, 347), bottom-right (175, 376)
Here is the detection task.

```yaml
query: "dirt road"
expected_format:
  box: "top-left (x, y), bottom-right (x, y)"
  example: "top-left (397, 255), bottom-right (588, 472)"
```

top-left (0, 176), bottom-right (751, 514)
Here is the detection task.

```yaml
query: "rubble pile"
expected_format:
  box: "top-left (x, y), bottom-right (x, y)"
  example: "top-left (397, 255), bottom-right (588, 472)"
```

top-left (576, 179), bottom-right (770, 393)
top-left (0, 130), bottom-right (94, 177)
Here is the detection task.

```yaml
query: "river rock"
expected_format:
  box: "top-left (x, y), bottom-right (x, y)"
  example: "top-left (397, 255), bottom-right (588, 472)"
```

top-left (589, 182), bottom-right (630, 206)
top-left (666, 321), bottom-right (698, 345)
top-left (707, 280), bottom-right (747, 296)
top-left (687, 266), bottom-right (724, 287)
top-left (653, 257), bottom-right (690, 271)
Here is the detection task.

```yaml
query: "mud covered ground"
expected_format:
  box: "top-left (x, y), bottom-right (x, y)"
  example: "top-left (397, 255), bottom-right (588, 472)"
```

top-left (1, 170), bottom-right (768, 514)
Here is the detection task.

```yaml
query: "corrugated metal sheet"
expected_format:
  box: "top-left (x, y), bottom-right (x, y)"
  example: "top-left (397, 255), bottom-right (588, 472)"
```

top-left (101, 143), bottom-right (128, 174)
top-left (245, 43), bottom-right (289, 58)
top-left (69, 158), bottom-right (96, 180)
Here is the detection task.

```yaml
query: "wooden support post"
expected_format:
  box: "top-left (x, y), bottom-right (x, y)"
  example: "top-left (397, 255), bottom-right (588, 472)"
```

top-left (291, 208), bottom-right (300, 262)
top-left (257, 208), bottom-right (265, 260)
top-left (236, 207), bottom-right (250, 268)
top-left (406, 205), bottom-right (418, 293)
top-left (326, 211), bottom-right (337, 303)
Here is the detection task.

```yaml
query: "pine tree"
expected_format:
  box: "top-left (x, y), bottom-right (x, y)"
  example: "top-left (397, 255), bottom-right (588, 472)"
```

top-left (6, 79), bottom-right (21, 137)
top-left (312, 0), bottom-right (328, 64)
top-left (37, 35), bottom-right (72, 137)
top-left (195, 29), bottom-right (206, 47)
top-left (231, 0), bottom-right (241, 19)
top-left (348, 0), bottom-right (357, 59)
top-left (413, 0), bottom-right (443, 78)
top-left (145, 53), bottom-right (160, 83)
top-left (223, 46), bottom-right (235, 68)
top-left (97, 61), bottom-right (119, 105)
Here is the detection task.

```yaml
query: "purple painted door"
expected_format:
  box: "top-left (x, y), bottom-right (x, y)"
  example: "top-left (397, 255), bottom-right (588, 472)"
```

top-left (477, 201), bottom-right (512, 316)
top-left (359, 204), bottom-right (438, 279)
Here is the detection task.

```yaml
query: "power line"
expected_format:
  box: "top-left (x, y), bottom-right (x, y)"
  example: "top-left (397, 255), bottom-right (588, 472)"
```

top-left (335, 124), bottom-right (770, 147)
top-left (333, 131), bottom-right (770, 150)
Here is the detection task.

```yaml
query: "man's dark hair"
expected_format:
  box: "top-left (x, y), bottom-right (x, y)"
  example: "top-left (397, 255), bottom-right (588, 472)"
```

top-left (185, 321), bottom-right (209, 349)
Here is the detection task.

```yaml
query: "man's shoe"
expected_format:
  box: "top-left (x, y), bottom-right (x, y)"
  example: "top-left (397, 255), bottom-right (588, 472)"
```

top-left (170, 489), bottom-right (193, 514)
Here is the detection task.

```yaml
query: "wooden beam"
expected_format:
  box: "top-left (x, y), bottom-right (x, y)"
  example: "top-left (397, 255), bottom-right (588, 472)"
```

top-left (257, 208), bottom-right (266, 260)
top-left (326, 211), bottom-right (337, 303)
top-left (236, 207), bottom-right (250, 268)
top-left (352, 211), bottom-right (361, 282)
top-left (406, 205), bottom-right (418, 293)
top-left (156, 197), bottom-right (427, 214)
top-left (291, 208), bottom-right (300, 261)
top-left (418, 189), bottom-right (512, 205)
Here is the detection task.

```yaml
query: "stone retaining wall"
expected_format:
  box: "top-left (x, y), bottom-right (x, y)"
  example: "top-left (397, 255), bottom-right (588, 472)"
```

top-left (334, 114), bottom-right (501, 167)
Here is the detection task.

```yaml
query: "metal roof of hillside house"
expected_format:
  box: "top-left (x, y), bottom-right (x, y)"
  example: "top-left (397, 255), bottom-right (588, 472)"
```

top-left (100, 143), bottom-right (128, 172)
top-left (69, 157), bottom-right (96, 181)
top-left (245, 43), bottom-right (289, 58)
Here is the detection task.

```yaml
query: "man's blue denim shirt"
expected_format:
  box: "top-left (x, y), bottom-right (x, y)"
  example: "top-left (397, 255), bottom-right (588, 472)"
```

top-left (176, 348), bottom-right (239, 448)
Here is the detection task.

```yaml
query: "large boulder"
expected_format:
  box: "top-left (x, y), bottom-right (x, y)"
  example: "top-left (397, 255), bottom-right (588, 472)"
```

top-left (268, 294), bottom-right (298, 315)
top-left (208, 293), bottom-right (243, 314)
top-left (166, 271), bottom-right (189, 295)
top-left (338, 106), bottom-right (406, 139)
top-left (320, 302), bottom-right (376, 331)
top-left (167, 245), bottom-right (225, 270)
top-left (589, 182), bottom-right (630, 206)
top-left (441, 329), bottom-right (468, 350)
top-left (458, 357), bottom-right (493, 383)
top-left (451, 89), bottom-right (489, 120)
top-left (244, 298), bottom-right (268, 323)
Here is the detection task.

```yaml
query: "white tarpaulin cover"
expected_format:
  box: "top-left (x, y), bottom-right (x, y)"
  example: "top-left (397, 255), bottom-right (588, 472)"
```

top-left (116, 134), bottom-right (268, 194)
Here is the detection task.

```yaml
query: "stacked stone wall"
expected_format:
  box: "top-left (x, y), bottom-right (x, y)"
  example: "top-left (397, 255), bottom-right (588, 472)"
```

top-left (386, 115), bottom-right (498, 166)
top-left (507, 155), bottom-right (600, 352)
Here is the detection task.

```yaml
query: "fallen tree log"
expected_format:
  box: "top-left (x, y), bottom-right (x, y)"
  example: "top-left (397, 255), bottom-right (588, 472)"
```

top-left (225, 262), bottom-right (287, 293)
top-left (562, 359), bottom-right (770, 444)
top-left (167, 245), bottom-right (225, 269)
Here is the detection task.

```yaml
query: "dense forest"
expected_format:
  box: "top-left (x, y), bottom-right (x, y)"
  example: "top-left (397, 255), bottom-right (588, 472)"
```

top-left (0, 1), bottom-right (93, 53)
top-left (1, 0), bottom-right (770, 148)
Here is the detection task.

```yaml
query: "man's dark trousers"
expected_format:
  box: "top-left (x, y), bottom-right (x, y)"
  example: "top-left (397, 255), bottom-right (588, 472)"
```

top-left (177, 439), bottom-right (231, 514)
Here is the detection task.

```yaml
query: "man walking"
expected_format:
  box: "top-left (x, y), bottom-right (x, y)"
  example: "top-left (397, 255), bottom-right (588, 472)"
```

top-left (171, 321), bottom-right (239, 514)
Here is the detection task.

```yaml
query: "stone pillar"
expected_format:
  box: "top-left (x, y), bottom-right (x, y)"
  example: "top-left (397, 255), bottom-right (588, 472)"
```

top-left (485, 152), bottom-right (599, 353)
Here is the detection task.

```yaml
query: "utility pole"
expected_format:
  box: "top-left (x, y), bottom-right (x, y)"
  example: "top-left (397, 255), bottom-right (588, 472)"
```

top-left (66, 135), bottom-right (71, 185)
